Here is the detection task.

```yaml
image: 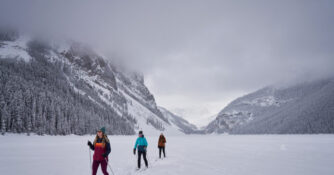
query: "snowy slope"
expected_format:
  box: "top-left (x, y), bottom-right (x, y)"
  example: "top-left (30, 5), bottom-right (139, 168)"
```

top-left (158, 107), bottom-right (198, 134)
top-left (1, 134), bottom-right (334, 175)
top-left (0, 36), bottom-right (31, 61)
top-left (205, 78), bottom-right (334, 134)
top-left (121, 91), bottom-right (183, 136)
top-left (0, 32), bottom-right (184, 135)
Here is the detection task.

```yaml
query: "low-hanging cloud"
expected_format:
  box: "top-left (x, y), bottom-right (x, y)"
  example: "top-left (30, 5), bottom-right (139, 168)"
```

top-left (1, 0), bottom-right (334, 126)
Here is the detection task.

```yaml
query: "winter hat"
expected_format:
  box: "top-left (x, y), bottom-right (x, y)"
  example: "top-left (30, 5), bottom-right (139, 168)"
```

top-left (98, 127), bottom-right (106, 134)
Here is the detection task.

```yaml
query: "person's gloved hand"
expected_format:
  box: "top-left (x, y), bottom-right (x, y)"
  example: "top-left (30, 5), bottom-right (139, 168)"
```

top-left (87, 141), bottom-right (93, 147)
top-left (144, 146), bottom-right (147, 151)
top-left (102, 153), bottom-right (108, 158)
top-left (133, 148), bottom-right (136, 155)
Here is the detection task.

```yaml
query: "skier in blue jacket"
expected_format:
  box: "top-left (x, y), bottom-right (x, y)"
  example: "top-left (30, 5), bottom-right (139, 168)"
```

top-left (133, 130), bottom-right (148, 169)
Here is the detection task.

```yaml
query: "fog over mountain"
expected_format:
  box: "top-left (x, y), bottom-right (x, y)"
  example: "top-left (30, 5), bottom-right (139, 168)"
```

top-left (0, 32), bottom-right (195, 135)
top-left (1, 0), bottom-right (334, 126)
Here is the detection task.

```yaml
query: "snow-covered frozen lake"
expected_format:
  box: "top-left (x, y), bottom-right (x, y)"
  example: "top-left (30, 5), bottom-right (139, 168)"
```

top-left (1, 134), bottom-right (334, 175)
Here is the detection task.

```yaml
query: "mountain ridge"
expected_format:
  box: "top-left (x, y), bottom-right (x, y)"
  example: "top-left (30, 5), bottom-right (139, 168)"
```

top-left (205, 78), bottom-right (334, 134)
top-left (0, 32), bottom-right (192, 135)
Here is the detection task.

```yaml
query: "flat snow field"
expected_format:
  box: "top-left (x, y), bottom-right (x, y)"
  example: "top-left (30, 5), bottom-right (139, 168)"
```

top-left (1, 134), bottom-right (334, 175)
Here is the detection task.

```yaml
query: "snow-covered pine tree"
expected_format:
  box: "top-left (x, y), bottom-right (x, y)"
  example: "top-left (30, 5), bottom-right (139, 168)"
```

top-left (1, 104), bottom-right (9, 135)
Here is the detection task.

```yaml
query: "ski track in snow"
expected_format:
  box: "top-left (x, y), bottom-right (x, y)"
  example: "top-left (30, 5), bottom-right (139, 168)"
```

top-left (1, 134), bottom-right (334, 175)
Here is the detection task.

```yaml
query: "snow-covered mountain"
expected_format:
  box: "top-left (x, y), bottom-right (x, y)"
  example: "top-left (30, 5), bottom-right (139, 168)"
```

top-left (0, 31), bottom-right (188, 135)
top-left (205, 78), bottom-right (334, 134)
top-left (3, 30), bottom-right (332, 136)
top-left (158, 107), bottom-right (198, 134)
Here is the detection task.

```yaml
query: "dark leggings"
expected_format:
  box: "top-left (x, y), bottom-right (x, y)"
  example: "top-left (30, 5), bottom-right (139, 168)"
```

top-left (92, 160), bottom-right (109, 175)
top-left (138, 151), bottom-right (148, 168)
top-left (159, 146), bottom-right (166, 158)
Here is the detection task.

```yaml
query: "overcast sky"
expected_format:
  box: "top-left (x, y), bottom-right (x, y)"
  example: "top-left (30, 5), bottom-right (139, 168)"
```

top-left (1, 0), bottom-right (334, 126)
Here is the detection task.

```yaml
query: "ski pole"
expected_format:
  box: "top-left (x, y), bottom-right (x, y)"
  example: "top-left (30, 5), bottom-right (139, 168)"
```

top-left (146, 150), bottom-right (151, 166)
top-left (146, 149), bottom-right (158, 167)
top-left (89, 147), bottom-right (92, 175)
top-left (105, 158), bottom-right (115, 175)
top-left (135, 149), bottom-right (138, 169)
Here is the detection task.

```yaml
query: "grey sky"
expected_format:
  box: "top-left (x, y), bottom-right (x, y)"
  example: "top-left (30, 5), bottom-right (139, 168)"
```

top-left (1, 0), bottom-right (334, 126)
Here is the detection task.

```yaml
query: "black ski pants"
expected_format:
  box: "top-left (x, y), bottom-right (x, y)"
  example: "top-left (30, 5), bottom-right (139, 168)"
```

top-left (138, 150), bottom-right (148, 168)
top-left (158, 146), bottom-right (166, 158)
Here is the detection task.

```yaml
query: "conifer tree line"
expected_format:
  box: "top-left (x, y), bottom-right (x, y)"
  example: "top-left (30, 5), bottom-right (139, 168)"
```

top-left (0, 56), bottom-right (135, 135)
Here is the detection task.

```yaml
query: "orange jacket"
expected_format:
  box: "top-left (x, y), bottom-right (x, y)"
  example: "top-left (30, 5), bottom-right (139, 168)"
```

top-left (158, 135), bottom-right (166, 147)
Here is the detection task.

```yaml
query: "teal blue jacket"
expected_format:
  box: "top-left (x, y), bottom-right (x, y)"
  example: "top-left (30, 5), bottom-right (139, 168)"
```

top-left (134, 136), bottom-right (148, 151)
